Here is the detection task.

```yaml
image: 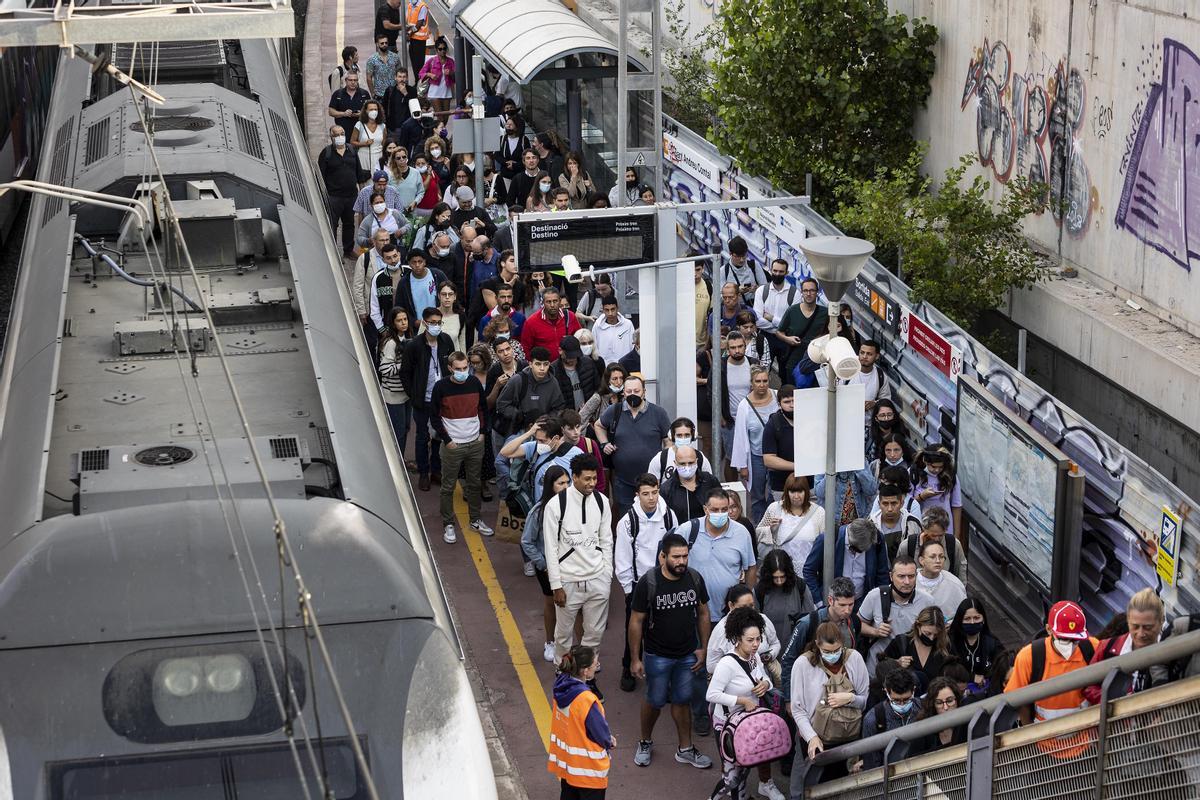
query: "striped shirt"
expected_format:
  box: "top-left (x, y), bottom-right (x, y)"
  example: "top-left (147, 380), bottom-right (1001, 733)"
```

top-left (429, 375), bottom-right (485, 444)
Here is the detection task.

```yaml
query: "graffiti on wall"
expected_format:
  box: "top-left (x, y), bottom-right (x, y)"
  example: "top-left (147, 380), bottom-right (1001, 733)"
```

top-left (961, 39), bottom-right (1096, 236)
top-left (1115, 39), bottom-right (1200, 271)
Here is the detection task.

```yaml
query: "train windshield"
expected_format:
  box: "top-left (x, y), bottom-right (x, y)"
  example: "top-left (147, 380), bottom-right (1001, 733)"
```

top-left (49, 737), bottom-right (368, 799)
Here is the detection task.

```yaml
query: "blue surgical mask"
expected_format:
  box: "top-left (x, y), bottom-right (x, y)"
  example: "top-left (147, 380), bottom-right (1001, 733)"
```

top-left (674, 436), bottom-right (693, 448)
top-left (426, 324), bottom-right (442, 337)
top-left (707, 511), bottom-right (729, 528)
top-left (453, 369), bottom-right (469, 382)
top-left (820, 649), bottom-right (842, 665)
top-left (890, 699), bottom-right (914, 715)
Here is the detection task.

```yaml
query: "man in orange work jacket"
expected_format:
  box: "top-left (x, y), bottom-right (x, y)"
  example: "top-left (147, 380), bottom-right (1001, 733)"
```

top-left (1005, 600), bottom-right (1100, 759)
top-left (549, 647), bottom-right (616, 798)
top-left (405, 0), bottom-right (431, 73)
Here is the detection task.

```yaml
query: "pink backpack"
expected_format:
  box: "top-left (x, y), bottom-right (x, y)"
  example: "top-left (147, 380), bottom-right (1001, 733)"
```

top-left (717, 707), bottom-right (792, 767)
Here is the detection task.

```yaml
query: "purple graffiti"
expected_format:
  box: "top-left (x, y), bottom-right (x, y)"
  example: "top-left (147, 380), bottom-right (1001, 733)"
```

top-left (1115, 39), bottom-right (1200, 271)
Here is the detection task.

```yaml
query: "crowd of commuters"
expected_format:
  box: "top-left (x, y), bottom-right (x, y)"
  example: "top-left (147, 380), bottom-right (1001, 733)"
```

top-left (318, 22), bottom-right (1196, 800)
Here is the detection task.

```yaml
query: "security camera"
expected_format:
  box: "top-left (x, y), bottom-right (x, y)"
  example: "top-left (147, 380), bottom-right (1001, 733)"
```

top-left (409, 98), bottom-right (422, 119)
top-left (807, 334), bottom-right (860, 381)
top-left (561, 254), bottom-right (584, 284)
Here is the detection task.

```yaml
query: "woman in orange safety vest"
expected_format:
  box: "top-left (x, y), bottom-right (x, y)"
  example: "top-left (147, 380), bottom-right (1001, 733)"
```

top-left (548, 645), bottom-right (616, 799)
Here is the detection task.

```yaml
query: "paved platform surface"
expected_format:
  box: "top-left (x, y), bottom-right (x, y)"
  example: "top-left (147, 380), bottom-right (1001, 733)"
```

top-left (298, 6), bottom-right (790, 797)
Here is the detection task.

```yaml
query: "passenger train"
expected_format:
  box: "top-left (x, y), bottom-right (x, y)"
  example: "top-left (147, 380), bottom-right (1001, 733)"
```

top-left (0, 33), bottom-right (496, 798)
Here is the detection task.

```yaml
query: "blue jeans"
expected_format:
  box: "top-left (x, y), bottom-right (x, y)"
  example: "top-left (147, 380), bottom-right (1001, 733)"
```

top-left (412, 406), bottom-right (441, 476)
top-left (750, 453), bottom-right (769, 523)
top-left (644, 652), bottom-right (696, 709)
top-left (493, 432), bottom-right (519, 498)
top-left (386, 401), bottom-right (411, 458)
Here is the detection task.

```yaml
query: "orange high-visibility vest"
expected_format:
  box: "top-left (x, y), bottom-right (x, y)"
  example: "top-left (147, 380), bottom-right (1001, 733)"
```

top-left (547, 689), bottom-right (610, 789)
top-left (406, 0), bottom-right (430, 40)
top-left (1007, 637), bottom-right (1099, 759)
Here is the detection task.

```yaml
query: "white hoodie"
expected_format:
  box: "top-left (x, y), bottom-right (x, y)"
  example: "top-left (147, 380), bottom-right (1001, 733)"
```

top-left (614, 500), bottom-right (678, 594)
top-left (543, 486), bottom-right (613, 590)
top-left (591, 313), bottom-right (635, 365)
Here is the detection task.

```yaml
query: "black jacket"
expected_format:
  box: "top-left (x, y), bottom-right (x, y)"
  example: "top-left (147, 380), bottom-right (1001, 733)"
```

top-left (395, 267), bottom-right (450, 322)
top-left (493, 366), bottom-right (566, 436)
top-left (318, 144), bottom-right (365, 198)
top-left (550, 355), bottom-right (598, 407)
top-left (660, 470), bottom-right (723, 523)
top-left (400, 332), bottom-right (456, 411)
top-left (383, 83), bottom-right (419, 131)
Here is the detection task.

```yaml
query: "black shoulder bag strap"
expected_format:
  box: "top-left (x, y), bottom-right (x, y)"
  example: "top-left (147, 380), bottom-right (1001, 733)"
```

top-left (555, 491), bottom-right (574, 562)
top-left (688, 518), bottom-right (703, 548)
top-left (627, 508), bottom-right (641, 583)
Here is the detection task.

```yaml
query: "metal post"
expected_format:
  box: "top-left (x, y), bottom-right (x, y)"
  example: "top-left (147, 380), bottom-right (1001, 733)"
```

top-left (616, 0), bottom-right (628, 210)
top-left (399, 0), bottom-right (409, 76)
top-left (567, 79), bottom-right (583, 153)
top-left (822, 304), bottom-right (840, 599)
top-left (650, 0), bottom-right (663, 198)
top-left (1017, 328), bottom-right (1028, 375)
top-left (805, 172), bottom-right (813, 202)
top-left (1092, 669), bottom-right (1128, 800)
top-left (471, 54), bottom-right (485, 204)
top-left (710, 278), bottom-right (723, 469)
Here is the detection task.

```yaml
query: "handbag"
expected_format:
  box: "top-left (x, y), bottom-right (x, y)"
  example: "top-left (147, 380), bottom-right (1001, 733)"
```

top-left (809, 664), bottom-right (862, 745)
top-left (417, 74), bottom-right (431, 98)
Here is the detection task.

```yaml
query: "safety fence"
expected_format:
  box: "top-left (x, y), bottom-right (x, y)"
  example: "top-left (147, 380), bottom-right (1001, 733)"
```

top-left (802, 630), bottom-right (1200, 800)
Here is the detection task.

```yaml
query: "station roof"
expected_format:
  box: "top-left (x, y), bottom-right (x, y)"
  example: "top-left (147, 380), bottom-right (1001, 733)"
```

top-left (454, 0), bottom-right (648, 84)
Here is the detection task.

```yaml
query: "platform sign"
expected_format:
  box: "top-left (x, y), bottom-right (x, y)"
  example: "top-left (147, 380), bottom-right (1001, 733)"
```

top-left (852, 275), bottom-right (900, 333)
top-left (900, 307), bottom-right (962, 379)
top-left (1158, 506), bottom-right (1181, 586)
top-left (515, 210), bottom-right (657, 273)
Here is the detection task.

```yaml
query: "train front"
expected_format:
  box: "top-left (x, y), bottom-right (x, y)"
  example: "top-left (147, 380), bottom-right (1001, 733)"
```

top-left (0, 498), bottom-right (496, 798)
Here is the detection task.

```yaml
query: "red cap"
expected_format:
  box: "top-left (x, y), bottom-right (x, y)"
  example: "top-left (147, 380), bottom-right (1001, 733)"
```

top-left (1047, 601), bottom-right (1089, 640)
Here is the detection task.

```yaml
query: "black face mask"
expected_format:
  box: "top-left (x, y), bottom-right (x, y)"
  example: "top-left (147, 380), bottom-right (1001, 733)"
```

top-left (917, 633), bottom-right (937, 647)
top-left (626, 178), bottom-right (637, 189)
top-left (892, 585), bottom-right (914, 600)
top-left (877, 418), bottom-right (894, 430)
top-left (771, 274), bottom-right (786, 286)
top-left (782, 409), bottom-right (794, 420)
top-left (472, 253), bottom-right (485, 261)
top-left (626, 395), bottom-right (643, 409)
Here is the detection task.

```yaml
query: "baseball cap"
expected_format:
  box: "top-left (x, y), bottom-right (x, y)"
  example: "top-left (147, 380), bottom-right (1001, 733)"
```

top-left (1047, 600), bottom-right (1089, 640)
top-left (372, 169), bottom-right (389, 181)
top-left (558, 335), bottom-right (582, 356)
top-left (455, 185), bottom-right (475, 201)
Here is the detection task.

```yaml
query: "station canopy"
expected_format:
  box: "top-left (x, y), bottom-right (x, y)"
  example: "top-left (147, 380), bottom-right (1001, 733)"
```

top-left (454, 0), bottom-right (648, 84)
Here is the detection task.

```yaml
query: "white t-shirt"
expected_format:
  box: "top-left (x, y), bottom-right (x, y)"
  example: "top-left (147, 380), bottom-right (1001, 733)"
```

top-left (725, 359), bottom-right (752, 423)
top-left (916, 570), bottom-right (968, 622)
top-left (857, 587), bottom-right (936, 673)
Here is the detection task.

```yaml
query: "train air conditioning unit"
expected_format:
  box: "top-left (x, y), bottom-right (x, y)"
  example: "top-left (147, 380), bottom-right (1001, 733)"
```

top-left (70, 436), bottom-right (309, 514)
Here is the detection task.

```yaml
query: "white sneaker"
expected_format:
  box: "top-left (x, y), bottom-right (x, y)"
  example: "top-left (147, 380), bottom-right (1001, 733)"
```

top-left (470, 518), bottom-right (494, 536)
top-left (543, 641), bottom-right (556, 663)
top-left (759, 780), bottom-right (786, 800)
top-left (523, 561), bottom-right (536, 577)
top-left (442, 525), bottom-right (457, 544)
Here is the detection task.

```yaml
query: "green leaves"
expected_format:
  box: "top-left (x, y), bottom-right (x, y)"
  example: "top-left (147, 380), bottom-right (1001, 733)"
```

top-left (834, 146), bottom-right (1051, 329)
top-left (705, 0), bottom-right (936, 204)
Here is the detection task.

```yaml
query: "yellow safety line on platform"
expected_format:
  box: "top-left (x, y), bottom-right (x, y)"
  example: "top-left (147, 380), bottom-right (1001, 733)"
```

top-left (457, 490), bottom-right (552, 751)
top-left (335, 0), bottom-right (345, 64)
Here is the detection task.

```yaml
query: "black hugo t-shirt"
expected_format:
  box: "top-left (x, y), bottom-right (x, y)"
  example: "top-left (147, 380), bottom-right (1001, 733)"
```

top-left (632, 569), bottom-right (709, 659)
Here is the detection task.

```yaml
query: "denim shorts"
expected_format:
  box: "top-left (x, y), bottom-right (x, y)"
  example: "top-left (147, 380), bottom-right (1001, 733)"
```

top-left (644, 651), bottom-right (696, 709)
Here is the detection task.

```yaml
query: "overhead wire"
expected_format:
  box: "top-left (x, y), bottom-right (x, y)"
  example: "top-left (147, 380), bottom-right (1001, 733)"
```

top-left (120, 51), bottom-right (327, 798)
top-left (121, 51), bottom-right (380, 799)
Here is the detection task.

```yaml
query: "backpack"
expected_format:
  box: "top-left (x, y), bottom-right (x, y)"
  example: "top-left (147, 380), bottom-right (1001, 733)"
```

top-left (1029, 635), bottom-right (1095, 684)
top-left (492, 370), bottom-right (527, 437)
top-left (856, 586), bottom-right (894, 659)
top-left (1166, 613), bottom-right (1200, 681)
top-left (624, 505), bottom-right (676, 584)
top-left (504, 445), bottom-right (553, 517)
top-left (809, 665), bottom-right (863, 745)
top-left (717, 707), bottom-right (792, 767)
top-left (905, 532), bottom-right (958, 572)
top-left (757, 283), bottom-right (797, 314)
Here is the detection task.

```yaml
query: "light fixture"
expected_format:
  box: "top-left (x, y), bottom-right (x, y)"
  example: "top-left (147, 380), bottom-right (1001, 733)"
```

top-left (807, 334), bottom-right (861, 380)
top-left (798, 236), bottom-right (875, 301)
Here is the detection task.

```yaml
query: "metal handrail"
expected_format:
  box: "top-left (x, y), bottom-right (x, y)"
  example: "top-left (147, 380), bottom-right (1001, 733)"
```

top-left (810, 628), bottom-right (1200, 766)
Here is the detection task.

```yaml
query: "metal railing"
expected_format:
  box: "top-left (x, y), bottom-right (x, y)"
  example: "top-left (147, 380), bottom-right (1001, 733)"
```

top-left (804, 629), bottom-right (1200, 799)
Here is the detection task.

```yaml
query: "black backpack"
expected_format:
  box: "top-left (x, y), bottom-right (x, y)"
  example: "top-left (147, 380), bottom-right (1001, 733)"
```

top-left (1028, 634), bottom-right (1096, 683)
top-left (504, 445), bottom-right (554, 517)
top-left (623, 505), bottom-right (677, 584)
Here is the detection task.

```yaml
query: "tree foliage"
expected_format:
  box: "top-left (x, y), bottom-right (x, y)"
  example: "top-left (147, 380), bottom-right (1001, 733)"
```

top-left (662, 0), bottom-right (719, 133)
top-left (707, 0), bottom-right (937, 203)
top-left (834, 147), bottom-right (1052, 329)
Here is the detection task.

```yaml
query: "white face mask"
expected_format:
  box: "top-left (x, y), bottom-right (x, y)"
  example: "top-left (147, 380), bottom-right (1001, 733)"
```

top-left (1052, 639), bottom-right (1076, 659)
top-left (430, 148), bottom-right (442, 158)
top-left (676, 464), bottom-right (698, 480)
top-left (535, 442), bottom-right (552, 456)
top-left (416, 165), bottom-right (428, 174)
top-left (333, 135), bottom-right (346, 147)
top-left (367, 109), bottom-right (379, 120)
top-left (539, 181), bottom-right (552, 193)
top-left (466, 161), bottom-right (476, 171)
top-left (372, 202), bottom-right (387, 214)
top-left (465, 95), bottom-right (474, 106)
top-left (580, 344), bottom-right (593, 356)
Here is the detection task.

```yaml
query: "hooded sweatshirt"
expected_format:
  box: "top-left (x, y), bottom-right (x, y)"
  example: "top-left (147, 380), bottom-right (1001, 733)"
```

top-left (542, 485), bottom-right (612, 590)
top-left (553, 673), bottom-right (613, 751)
top-left (613, 500), bottom-right (678, 594)
top-left (493, 365), bottom-right (566, 435)
top-left (591, 313), bottom-right (635, 365)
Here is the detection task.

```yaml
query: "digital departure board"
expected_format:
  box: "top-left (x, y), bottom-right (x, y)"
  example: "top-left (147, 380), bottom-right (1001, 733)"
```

top-left (515, 212), bottom-right (657, 272)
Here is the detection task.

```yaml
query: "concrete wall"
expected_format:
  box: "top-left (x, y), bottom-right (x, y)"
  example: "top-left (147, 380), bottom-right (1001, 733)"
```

top-left (893, 0), bottom-right (1200, 326)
